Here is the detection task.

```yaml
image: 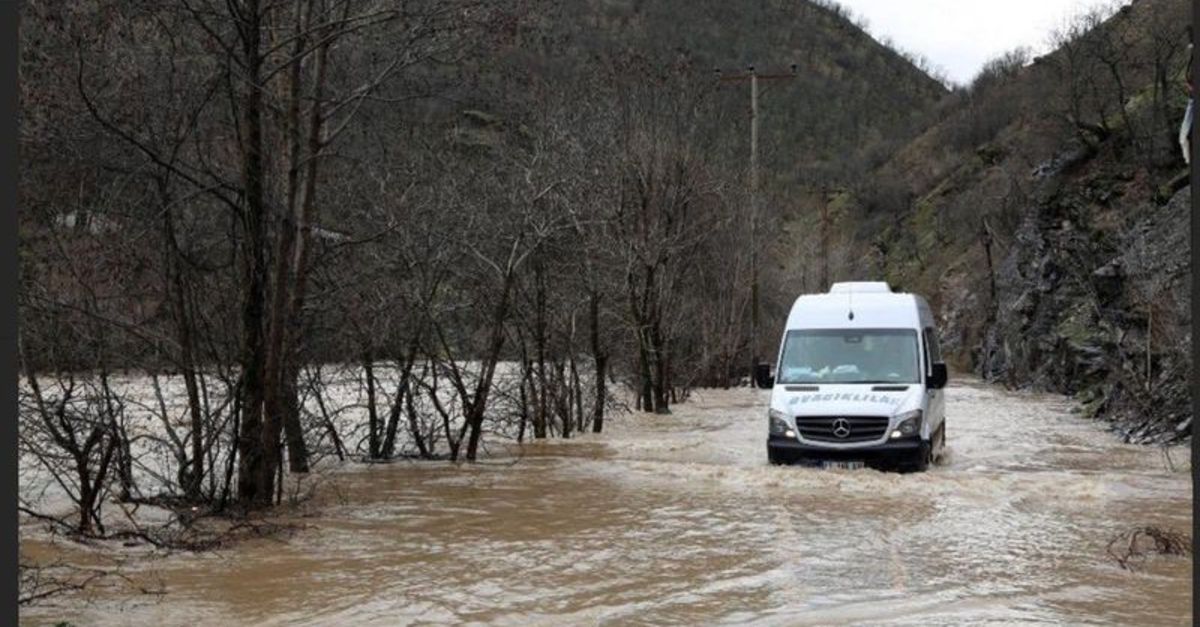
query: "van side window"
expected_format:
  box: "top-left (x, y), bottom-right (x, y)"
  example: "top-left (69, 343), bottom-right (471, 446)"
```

top-left (923, 327), bottom-right (941, 364)
top-left (920, 330), bottom-right (930, 374)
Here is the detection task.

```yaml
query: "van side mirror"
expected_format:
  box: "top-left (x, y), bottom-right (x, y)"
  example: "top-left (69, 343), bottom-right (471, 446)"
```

top-left (753, 363), bottom-right (774, 389)
top-left (928, 362), bottom-right (948, 389)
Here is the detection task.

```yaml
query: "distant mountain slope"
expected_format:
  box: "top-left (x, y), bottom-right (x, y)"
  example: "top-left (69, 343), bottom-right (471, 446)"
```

top-left (558, 0), bottom-right (949, 183)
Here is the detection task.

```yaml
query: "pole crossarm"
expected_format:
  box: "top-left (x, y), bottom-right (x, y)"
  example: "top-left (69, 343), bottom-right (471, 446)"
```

top-left (717, 73), bottom-right (795, 82)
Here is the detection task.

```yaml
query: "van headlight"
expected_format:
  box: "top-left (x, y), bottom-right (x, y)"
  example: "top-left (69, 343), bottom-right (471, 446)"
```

top-left (890, 410), bottom-right (922, 439)
top-left (769, 409), bottom-right (795, 438)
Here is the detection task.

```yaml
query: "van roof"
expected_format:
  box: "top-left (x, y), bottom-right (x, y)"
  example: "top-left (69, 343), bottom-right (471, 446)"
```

top-left (828, 281), bottom-right (892, 294)
top-left (784, 287), bottom-right (932, 330)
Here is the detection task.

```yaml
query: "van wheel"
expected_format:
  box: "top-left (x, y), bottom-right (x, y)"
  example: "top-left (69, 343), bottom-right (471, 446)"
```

top-left (903, 441), bottom-right (932, 473)
top-left (767, 447), bottom-right (785, 466)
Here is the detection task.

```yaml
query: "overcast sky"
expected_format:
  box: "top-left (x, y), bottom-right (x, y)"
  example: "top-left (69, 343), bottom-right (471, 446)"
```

top-left (837, 0), bottom-right (1122, 85)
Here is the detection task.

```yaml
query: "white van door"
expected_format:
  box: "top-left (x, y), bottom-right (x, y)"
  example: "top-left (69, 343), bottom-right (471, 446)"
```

top-left (922, 326), bottom-right (946, 441)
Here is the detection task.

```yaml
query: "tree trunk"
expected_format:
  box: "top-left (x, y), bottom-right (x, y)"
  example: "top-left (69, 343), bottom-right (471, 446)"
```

top-left (235, 0), bottom-right (272, 506)
top-left (75, 455), bottom-right (95, 536)
top-left (630, 265), bottom-right (658, 412)
top-left (163, 194), bottom-right (205, 501)
top-left (649, 317), bottom-right (670, 414)
top-left (364, 352), bottom-right (380, 459)
top-left (381, 388), bottom-right (404, 458)
top-left (517, 362), bottom-right (530, 443)
top-left (310, 372), bottom-right (346, 461)
top-left (276, 17), bottom-right (331, 474)
top-left (404, 381), bottom-right (431, 459)
top-left (570, 352), bottom-right (582, 434)
top-left (219, 390), bottom-right (241, 511)
top-left (280, 368), bottom-right (308, 471)
top-left (533, 262), bottom-right (548, 439)
top-left (99, 372), bottom-right (136, 503)
top-left (382, 350), bottom-right (417, 458)
top-left (515, 333), bottom-right (531, 443)
top-left (464, 274), bottom-right (516, 461)
top-left (263, 6), bottom-right (318, 480)
top-left (637, 333), bottom-right (653, 411)
top-left (589, 291), bottom-right (606, 433)
top-left (558, 360), bottom-right (572, 439)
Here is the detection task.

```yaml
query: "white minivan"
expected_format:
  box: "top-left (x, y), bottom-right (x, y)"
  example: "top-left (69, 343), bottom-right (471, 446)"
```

top-left (755, 281), bottom-right (947, 472)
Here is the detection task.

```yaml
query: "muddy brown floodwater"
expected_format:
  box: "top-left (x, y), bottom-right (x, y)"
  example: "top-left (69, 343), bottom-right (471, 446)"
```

top-left (20, 379), bottom-right (1193, 626)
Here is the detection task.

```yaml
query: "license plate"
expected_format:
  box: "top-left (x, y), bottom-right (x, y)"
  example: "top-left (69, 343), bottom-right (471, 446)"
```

top-left (821, 460), bottom-right (864, 470)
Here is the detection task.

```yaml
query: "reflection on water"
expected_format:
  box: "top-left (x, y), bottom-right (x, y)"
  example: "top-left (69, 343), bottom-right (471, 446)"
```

top-left (20, 380), bottom-right (1192, 626)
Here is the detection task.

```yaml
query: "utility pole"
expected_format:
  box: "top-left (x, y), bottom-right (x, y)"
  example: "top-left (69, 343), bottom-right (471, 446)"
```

top-left (820, 194), bottom-right (830, 291)
top-left (717, 64), bottom-right (796, 384)
top-left (750, 69), bottom-right (758, 359)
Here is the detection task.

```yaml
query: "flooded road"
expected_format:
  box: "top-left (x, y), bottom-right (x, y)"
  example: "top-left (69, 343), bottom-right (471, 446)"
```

top-left (21, 379), bottom-right (1192, 625)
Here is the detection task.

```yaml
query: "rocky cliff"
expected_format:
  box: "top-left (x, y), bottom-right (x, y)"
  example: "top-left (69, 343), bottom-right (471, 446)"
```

top-left (818, 0), bottom-right (1192, 443)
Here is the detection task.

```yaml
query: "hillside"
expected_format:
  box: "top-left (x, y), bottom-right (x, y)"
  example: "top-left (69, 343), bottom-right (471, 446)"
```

top-left (20, 0), bottom-right (950, 374)
top-left (814, 0), bottom-right (1192, 442)
top-left (566, 0), bottom-right (949, 183)
top-left (541, 0), bottom-right (953, 361)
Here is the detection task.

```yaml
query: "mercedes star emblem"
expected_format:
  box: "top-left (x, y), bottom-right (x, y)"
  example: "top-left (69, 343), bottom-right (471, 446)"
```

top-left (832, 418), bottom-right (851, 438)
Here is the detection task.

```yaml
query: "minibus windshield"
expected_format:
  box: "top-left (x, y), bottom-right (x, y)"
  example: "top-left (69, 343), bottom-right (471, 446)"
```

top-left (776, 328), bottom-right (920, 384)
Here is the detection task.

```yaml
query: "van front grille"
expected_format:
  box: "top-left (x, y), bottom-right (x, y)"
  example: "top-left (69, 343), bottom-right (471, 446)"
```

top-left (795, 415), bottom-right (889, 443)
